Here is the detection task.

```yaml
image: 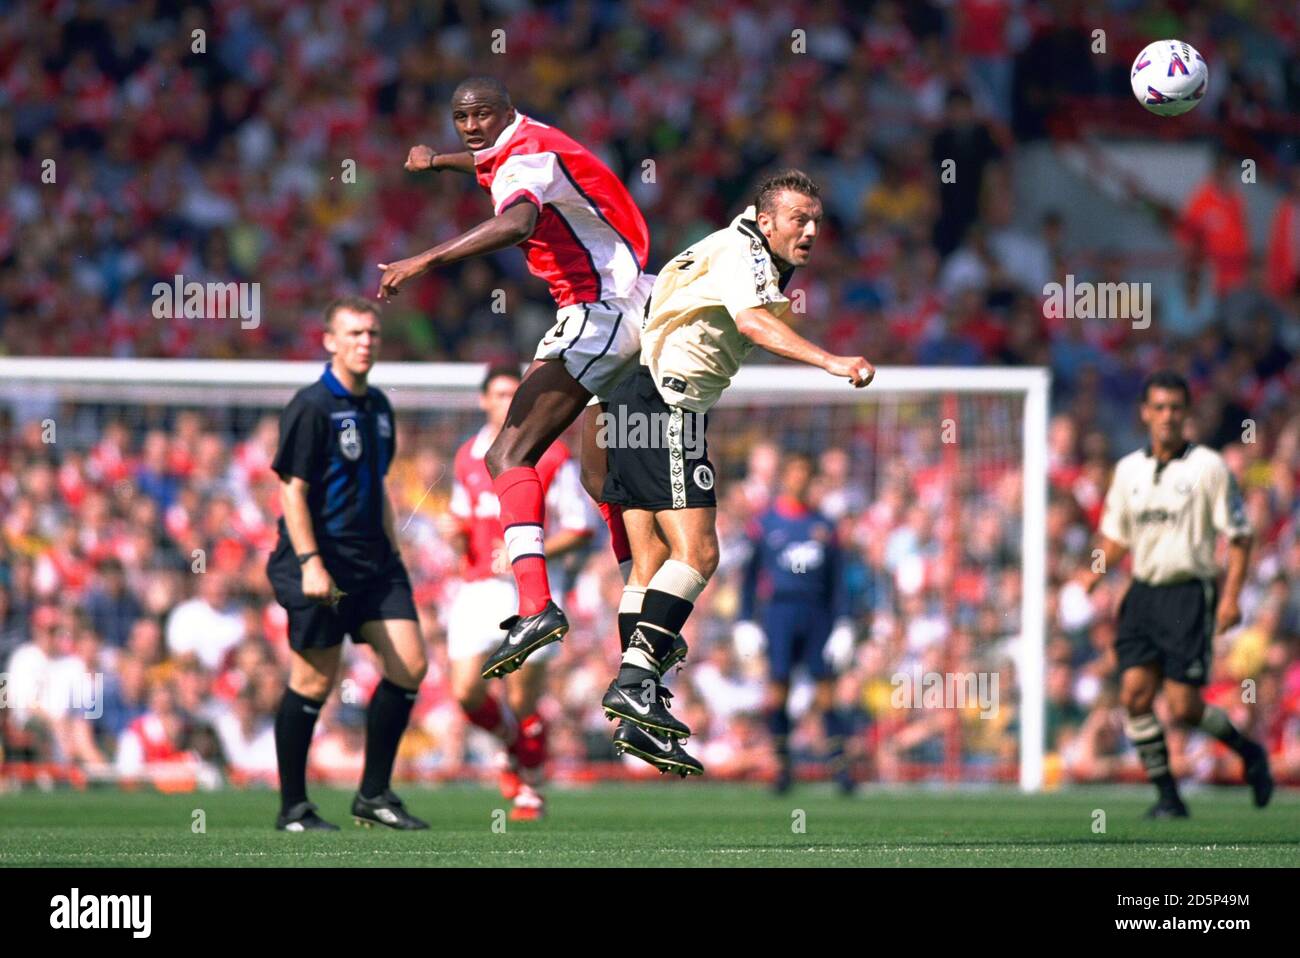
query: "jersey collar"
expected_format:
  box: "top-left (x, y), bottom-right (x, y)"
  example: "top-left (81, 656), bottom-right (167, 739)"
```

top-left (473, 111), bottom-right (527, 166)
top-left (1146, 440), bottom-right (1194, 479)
top-left (733, 205), bottom-right (796, 291)
top-left (321, 363), bottom-right (368, 400)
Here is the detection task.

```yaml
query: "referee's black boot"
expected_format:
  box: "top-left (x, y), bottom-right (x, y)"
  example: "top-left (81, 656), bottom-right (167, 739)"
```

top-left (602, 668), bottom-right (691, 739)
top-left (1143, 795), bottom-right (1190, 819)
top-left (1241, 741), bottom-right (1274, 808)
top-left (612, 722), bottom-right (704, 778)
top-left (275, 801), bottom-right (340, 832)
top-left (481, 599), bottom-right (569, 679)
top-left (351, 789), bottom-right (429, 830)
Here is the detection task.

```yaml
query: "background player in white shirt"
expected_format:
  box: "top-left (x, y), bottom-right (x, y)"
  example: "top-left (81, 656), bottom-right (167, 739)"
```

top-left (1080, 371), bottom-right (1272, 817)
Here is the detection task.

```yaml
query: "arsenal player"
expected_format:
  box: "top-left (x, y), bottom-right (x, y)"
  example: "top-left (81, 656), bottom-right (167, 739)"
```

top-left (443, 364), bottom-right (596, 820)
top-left (378, 77), bottom-right (648, 681)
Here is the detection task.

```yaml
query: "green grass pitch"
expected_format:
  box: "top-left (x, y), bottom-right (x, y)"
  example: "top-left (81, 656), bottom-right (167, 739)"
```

top-left (2, 784), bottom-right (1297, 867)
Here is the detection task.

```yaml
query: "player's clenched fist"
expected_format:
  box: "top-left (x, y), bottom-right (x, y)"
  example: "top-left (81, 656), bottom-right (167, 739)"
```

top-left (824, 355), bottom-right (875, 388)
top-left (300, 556), bottom-right (338, 605)
top-left (405, 145), bottom-right (436, 171)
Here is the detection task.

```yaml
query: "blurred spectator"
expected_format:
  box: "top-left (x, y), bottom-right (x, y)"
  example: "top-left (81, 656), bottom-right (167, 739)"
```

top-left (164, 572), bottom-right (245, 671)
top-left (84, 558), bottom-right (142, 649)
top-left (1179, 151), bottom-right (1250, 295)
top-left (930, 88), bottom-right (1003, 256)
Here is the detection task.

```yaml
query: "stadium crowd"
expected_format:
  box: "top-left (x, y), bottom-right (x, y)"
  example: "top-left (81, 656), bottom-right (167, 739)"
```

top-left (2, 0), bottom-right (1300, 789)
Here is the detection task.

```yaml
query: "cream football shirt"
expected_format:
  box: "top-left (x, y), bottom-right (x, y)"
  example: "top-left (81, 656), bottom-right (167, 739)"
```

top-left (1099, 443), bottom-right (1251, 584)
top-left (640, 206), bottom-right (793, 413)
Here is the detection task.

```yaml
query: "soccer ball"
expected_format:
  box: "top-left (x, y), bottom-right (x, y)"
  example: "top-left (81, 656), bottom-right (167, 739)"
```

top-left (1130, 40), bottom-right (1208, 116)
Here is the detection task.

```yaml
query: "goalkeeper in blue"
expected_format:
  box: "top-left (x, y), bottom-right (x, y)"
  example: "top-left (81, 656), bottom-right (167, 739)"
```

top-left (735, 451), bottom-right (857, 794)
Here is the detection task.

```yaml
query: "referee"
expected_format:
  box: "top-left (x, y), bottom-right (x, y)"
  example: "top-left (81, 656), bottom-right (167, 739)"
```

top-left (1082, 371), bottom-right (1272, 818)
top-left (266, 296), bottom-right (428, 831)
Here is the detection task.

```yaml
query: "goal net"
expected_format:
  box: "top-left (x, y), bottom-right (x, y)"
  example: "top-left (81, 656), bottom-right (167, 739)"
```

top-left (0, 359), bottom-right (1048, 792)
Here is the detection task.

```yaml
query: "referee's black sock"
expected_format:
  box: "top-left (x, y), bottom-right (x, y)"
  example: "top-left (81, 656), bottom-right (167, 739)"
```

top-left (1125, 713), bottom-right (1180, 801)
top-left (360, 678), bottom-right (419, 799)
top-left (275, 687), bottom-right (325, 812)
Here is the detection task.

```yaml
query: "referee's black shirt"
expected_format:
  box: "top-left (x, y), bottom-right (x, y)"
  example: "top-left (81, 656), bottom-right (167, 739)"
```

top-left (271, 363), bottom-right (397, 587)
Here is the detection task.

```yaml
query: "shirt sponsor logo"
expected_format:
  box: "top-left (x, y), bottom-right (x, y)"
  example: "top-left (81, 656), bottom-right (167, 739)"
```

top-left (1135, 507), bottom-right (1180, 525)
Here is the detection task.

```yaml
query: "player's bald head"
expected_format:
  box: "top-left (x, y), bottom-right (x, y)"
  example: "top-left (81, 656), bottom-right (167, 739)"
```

top-left (452, 77), bottom-right (512, 111)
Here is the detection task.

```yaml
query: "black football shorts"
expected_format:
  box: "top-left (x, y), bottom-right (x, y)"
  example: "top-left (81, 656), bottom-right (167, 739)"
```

top-left (600, 365), bottom-right (717, 511)
top-left (266, 539), bottom-right (417, 652)
top-left (1115, 578), bottom-right (1217, 686)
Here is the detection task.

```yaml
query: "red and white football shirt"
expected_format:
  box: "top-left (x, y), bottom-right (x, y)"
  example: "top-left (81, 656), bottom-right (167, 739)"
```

top-left (474, 112), bottom-right (649, 308)
top-left (449, 429), bottom-right (589, 581)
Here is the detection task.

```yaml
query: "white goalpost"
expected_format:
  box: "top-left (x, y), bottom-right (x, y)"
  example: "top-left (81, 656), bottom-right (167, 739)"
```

top-left (0, 358), bottom-right (1050, 791)
top-left (724, 365), bottom-right (1050, 792)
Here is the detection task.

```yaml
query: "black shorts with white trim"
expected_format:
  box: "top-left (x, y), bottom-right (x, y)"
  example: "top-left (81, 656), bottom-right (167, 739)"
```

top-left (600, 365), bottom-right (717, 511)
top-left (1115, 577), bottom-right (1217, 686)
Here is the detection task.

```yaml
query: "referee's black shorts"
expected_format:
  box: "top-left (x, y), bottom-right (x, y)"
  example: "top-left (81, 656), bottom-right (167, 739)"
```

top-left (266, 539), bottom-right (417, 652)
top-left (1115, 578), bottom-right (1217, 686)
top-left (600, 365), bottom-right (718, 511)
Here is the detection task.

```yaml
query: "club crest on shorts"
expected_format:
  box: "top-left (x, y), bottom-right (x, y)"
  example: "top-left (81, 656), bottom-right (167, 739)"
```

top-left (693, 464), bottom-right (714, 490)
top-left (338, 418), bottom-right (362, 461)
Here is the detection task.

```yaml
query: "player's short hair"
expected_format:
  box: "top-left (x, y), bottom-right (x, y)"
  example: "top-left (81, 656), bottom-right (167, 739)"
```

top-left (1141, 370), bottom-right (1190, 403)
top-left (452, 76), bottom-right (512, 110)
top-left (323, 296), bottom-right (381, 330)
top-left (754, 169), bottom-right (821, 217)
top-left (481, 363), bottom-right (522, 392)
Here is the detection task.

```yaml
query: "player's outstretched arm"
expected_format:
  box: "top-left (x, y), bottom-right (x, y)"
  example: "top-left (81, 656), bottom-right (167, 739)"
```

top-left (733, 306), bottom-right (874, 387)
top-left (377, 202), bottom-right (538, 299)
top-left (404, 145), bottom-right (475, 174)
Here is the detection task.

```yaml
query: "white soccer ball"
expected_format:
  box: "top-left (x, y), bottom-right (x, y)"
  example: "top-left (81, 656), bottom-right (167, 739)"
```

top-left (1130, 39), bottom-right (1208, 116)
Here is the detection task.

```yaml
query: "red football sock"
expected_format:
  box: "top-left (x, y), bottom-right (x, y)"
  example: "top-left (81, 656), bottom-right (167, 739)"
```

top-left (598, 502), bottom-right (631, 566)
top-left (493, 466), bottom-right (551, 616)
top-left (462, 695), bottom-right (503, 734)
top-left (511, 713), bottom-right (547, 771)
